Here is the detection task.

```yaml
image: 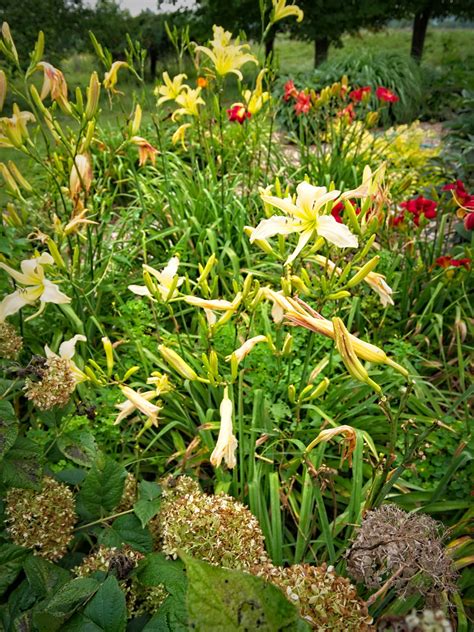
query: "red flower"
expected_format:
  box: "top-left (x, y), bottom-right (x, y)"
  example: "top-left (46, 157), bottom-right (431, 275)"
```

top-left (331, 202), bottom-right (344, 223)
top-left (435, 256), bottom-right (470, 270)
top-left (226, 103), bottom-right (251, 124)
top-left (400, 196), bottom-right (437, 225)
top-left (376, 86), bottom-right (399, 103)
top-left (283, 79), bottom-right (298, 102)
top-left (464, 212), bottom-right (474, 231)
top-left (349, 86), bottom-right (371, 102)
top-left (443, 180), bottom-right (474, 210)
top-left (294, 91), bottom-right (311, 116)
top-left (391, 213), bottom-right (406, 227)
top-left (337, 102), bottom-right (356, 122)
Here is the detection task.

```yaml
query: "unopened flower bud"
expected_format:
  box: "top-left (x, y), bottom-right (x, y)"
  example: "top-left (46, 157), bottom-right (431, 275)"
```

top-left (158, 344), bottom-right (198, 381)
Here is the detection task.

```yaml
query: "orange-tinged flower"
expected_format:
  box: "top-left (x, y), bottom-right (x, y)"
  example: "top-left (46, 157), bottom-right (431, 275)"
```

top-left (37, 62), bottom-right (70, 112)
top-left (69, 153), bottom-right (93, 199)
top-left (197, 76), bottom-right (208, 88)
top-left (130, 136), bottom-right (159, 167)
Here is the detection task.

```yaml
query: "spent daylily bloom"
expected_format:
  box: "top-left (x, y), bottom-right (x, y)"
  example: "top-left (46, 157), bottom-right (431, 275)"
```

top-left (195, 25), bottom-right (257, 80)
top-left (0, 252), bottom-right (71, 322)
top-left (146, 371), bottom-right (173, 395)
top-left (45, 334), bottom-right (88, 383)
top-left (114, 385), bottom-right (161, 426)
top-left (129, 256), bottom-right (183, 301)
top-left (184, 294), bottom-right (240, 326)
top-left (210, 386), bottom-right (237, 469)
top-left (271, 0), bottom-right (304, 23)
top-left (0, 104), bottom-right (35, 148)
top-left (172, 123), bottom-right (192, 150)
top-left (130, 136), bottom-right (159, 167)
top-left (155, 71), bottom-right (189, 104)
top-left (172, 87), bottom-right (205, 120)
top-left (37, 62), bottom-right (70, 112)
top-left (103, 61), bottom-right (129, 94)
top-left (340, 164), bottom-right (386, 203)
top-left (251, 181), bottom-right (358, 265)
top-left (69, 153), bottom-right (93, 199)
top-left (264, 289), bottom-right (407, 376)
top-left (225, 335), bottom-right (268, 364)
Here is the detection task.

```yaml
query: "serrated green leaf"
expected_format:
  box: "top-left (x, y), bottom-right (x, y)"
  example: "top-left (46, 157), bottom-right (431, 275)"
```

top-left (184, 555), bottom-right (310, 631)
top-left (137, 553), bottom-right (186, 594)
top-left (0, 400), bottom-right (18, 462)
top-left (133, 480), bottom-right (161, 529)
top-left (57, 430), bottom-right (99, 467)
top-left (0, 544), bottom-right (30, 597)
top-left (98, 514), bottom-right (153, 553)
top-left (42, 577), bottom-right (100, 615)
top-left (24, 555), bottom-right (71, 599)
top-left (76, 456), bottom-right (126, 519)
top-left (0, 436), bottom-right (42, 490)
top-left (79, 576), bottom-right (126, 632)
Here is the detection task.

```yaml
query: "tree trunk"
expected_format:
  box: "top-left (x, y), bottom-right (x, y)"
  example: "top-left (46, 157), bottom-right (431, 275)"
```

top-left (149, 46), bottom-right (157, 79)
top-left (265, 28), bottom-right (276, 59)
top-left (410, 4), bottom-right (432, 62)
top-left (314, 36), bottom-right (330, 68)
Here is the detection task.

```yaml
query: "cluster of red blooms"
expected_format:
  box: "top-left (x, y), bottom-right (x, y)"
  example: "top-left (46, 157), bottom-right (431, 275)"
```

top-left (283, 80), bottom-right (399, 118)
top-left (442, 180), bottom-right (474, 230)
top-left (331, 201), bottom-right (360, 223)
top-left (435, 256), bottom-right (471, 270)
top-left (226, 103), bottom-right (251, 124)
top-left (393, 196), bottom-right (437, 227)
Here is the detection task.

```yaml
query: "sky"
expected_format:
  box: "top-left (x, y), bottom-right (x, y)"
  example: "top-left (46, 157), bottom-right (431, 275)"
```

top-left (86, 0), bottom-right (197, 16)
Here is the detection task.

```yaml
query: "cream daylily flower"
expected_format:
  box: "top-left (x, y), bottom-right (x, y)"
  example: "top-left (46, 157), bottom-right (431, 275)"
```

top-left (45, 334), bottom-right (87, 383)
top-left (114, 385), bottom-right (161, 426)
top-left (252, 182), bottom-right (358, 265)
top-left (103, 61), bottom-right (129, 93)
top-left (271, 0), bottom-right (304, 24)
top-left (171, 88), bottom-right (205, 120)
top-left (226, 335), bottom-right (268, 363)
top-left (0, 104), bottom-right (35, 148)
top-left (210, 386), bottom-right (237, 469)
top-left (128, 256), bottom-right (183, 301)
top-left (339, 164), bottom-right (386, 202)
top-left (195, 25), bottom-right (257, 80)
top-left (0, 252), bottom-right (71, 321)
top-left (183, 293), bottom-right (241, 326)
top-left (154, 72), bottom-right (189, 105)
top-left (364, 272), bottom-right (394, 307)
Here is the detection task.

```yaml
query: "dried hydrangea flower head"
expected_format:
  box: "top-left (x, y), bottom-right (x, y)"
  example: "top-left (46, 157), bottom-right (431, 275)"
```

top-left (151, 475), bottom-right (270, 572)
top-left (258, 562), bottom-right (374, 631)
top-left (73, 545), bottom-right (167, 616)
top-left (24, 355), bottom-right (76, 409)
top-left (346, 505), bottom-right (456, 604)
top-left (5, 476), bottom-right (76, 560)
top-left (0, 321), bottom-right (23, 359)
top-left (377, 608), bottom-right (453, 631)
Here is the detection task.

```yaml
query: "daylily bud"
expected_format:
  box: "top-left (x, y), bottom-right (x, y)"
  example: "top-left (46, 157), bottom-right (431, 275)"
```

top-left (158, 344), bottom-right (198, 381)
top-left (290, 274), bottom-right (310, 294)
top-left (209, 349), bottom-right (219, 380)
top-left (7, 161), bottom-right (32, 191)
top-left (244, 226), bottom-right (276, 256)
top-left (75, 87), bottom-right (84, 115)
top-left (230, 353), bottom-right (239, 381)
top-left (307, 377), bottom-right (329, 399)
top-left (30, 31), bottom-right (44, 67)
top-left (0, 69), bottom-right (7, 112)
top-left (326, 290), bottom-right (351, 300)
top-left (288, 384), bottom-right (296, 404)
top-left (47, 238), bottom-right (66, 270)
top-left (333, 317), bottom-right (381, 393)
top-left (130, 103), bottom-right (142, 135)
top-left (282, 333), bottom-right (293, 356)
top-left (0, 162), bottom-right (20, 195)
top-left (3, 203), bottom-right (23, 227)
top-left (347, 256), bottom-right (380, 288)
top-left (198, 253), bottom-right (217, 284)
top-left (242, 273), bottom-right (254, 301)
top-left (122, 366), bottom-right (140, 381)
top-left (343, 200), bottom-right (363, 236)
top-left (1, 22), bottom-right (19, 64)
top-left (85, 72), bottom-right (101, 120)
top-left (102, 336), bottom-right (114, 376)
top-left (80, 120), bottom-right (95, 152)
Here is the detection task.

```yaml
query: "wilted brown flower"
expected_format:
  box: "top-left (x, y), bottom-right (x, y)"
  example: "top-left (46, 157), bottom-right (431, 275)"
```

top-left (116, 472), bottom-right (138, 512)
top-left (150, 475), bottom-right (270, 572)
top-left (376, 608), bottom-right (453, 631)
top-left (258, 562), bottom-right (374, 631)
top-left (0, 320), bottom-right (22, 359)
top-left (24, 355), bottom-right (76, 409)
top-left (346, 505), bottom-right (456, 604)
top-left (73, 545), bottom-right (167, 616)
top-left (5, 476), bottom-right (76, 560)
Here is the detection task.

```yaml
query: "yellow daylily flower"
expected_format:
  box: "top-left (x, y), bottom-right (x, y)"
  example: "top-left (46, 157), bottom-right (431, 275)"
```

top-left (171, 88), bottom-right (205, 120)
top-left (183, 293), bottom-right (241, 326)
top-left (195, 25), bottom-right (257, 80)
top-left (171, 123), bottom-right (192, 150)
top-left (251, 181), bottom-right (358, 265)
top-left (0, 104), bottom-right (35, 148)
top-left (210, 386), bottom-right (237, 469)
top-left (0, 252), bottom-right (71, 321)
top-left (114, 386), bottom-right (161, 426)
top-left (129, 256), bottom-right (183, 301)
top-left (103, 61), bottom-right (129, 94)
top-left (271, 0), bottom-right (304, 24)
top-left (154, 71), bottom-right (189, 105)
top-left (242, 69), bottom-right (270, 115)
top-left (45, 334), bottom-right (88, 383)
top-left (130, 136), bottom-right (159, 167)
top-left (146, 371), bottom-right (173, 395)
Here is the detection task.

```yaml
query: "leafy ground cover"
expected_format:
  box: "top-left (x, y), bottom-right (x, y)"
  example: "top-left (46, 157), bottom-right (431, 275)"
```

top-left (0, 7), bottom-right (472, 632)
